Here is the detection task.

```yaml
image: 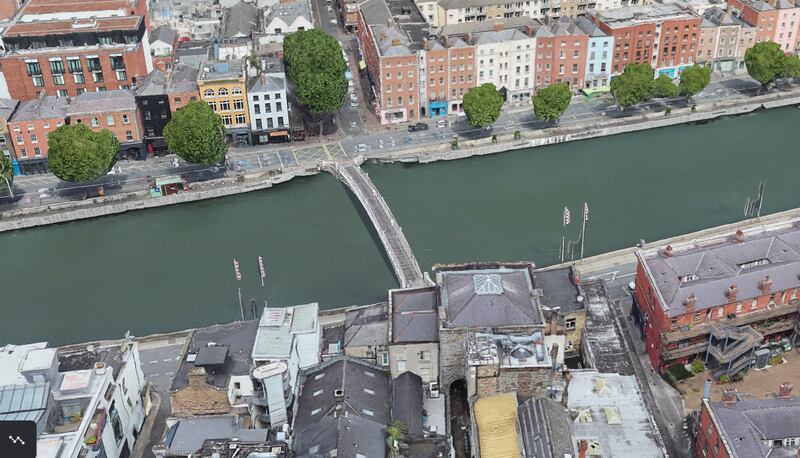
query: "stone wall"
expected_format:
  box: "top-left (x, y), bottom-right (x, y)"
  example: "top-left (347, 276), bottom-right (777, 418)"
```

top-left (474, 364), bottom-right (563, 401)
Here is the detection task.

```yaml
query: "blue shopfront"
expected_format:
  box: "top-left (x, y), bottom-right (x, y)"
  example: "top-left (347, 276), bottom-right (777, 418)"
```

top-left (428, 100), bottom-right (448, 117)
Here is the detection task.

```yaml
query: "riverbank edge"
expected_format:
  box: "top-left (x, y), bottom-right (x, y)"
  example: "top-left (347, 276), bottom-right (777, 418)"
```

top-left (2, 86), bottom-right (798, 233)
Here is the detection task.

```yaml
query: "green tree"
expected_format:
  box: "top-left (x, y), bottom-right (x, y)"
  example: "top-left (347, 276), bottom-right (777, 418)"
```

top-left (745, 41), bottom-right (786, 87)
top-left (463, 83), bottom-right (504, 128)
top-left (0, 153), bottom-right (13, 197)
top-left (679, 65), bottom-right (712, 99)
top-left (163, 99), bottom-right (227, 165)
top-left (532, 83), bottom-right (572, 122)
top-left (386, 420), bottom-right (407, 458)
top-left (782, 54), bottom-right (800, 79)
top-left (284, 29), bottom-right (347, 115)
top-left (610, 63), bottom-right (655, 109)
top-left (652, 74), bottom-right (679, 98)
top-left (47, 124), bottom-right (118, 182)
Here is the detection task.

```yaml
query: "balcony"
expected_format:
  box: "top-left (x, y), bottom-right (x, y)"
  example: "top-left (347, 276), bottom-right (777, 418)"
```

top-left (83, 408), bottom-right (106, 449)
top-left (706, 324), bottom-right (761, 364)
top-left (662, 340), bottom-right (707, 360)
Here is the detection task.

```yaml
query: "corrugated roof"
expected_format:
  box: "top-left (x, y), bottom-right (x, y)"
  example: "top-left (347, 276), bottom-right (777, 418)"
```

top-left (474, 392), bottom-right (520, 458)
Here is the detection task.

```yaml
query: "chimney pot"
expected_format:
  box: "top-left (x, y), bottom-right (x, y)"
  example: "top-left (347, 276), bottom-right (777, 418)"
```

top-left (726, 284), bottom-right (739, 302)
top-left (779, 381), bottom-right (794, 399)
top-left (734, 229), bottom-right (745, 242)
top-left (685, 293), bottom-right (697, 309)
top-left (759, 275), bottom-right (773, 294)
top-left (722, 388), bottom-right (738, 405)
top-left (664, 245), bottom-right (674, 257)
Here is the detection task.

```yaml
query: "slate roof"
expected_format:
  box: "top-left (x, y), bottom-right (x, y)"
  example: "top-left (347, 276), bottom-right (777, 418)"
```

top-left (223, 1), bottom-right (259, 38)
top-left (10, 96), bottom-right (67, 122)
top-left (438, 265), bottom-right (543, 328)
top-left (67, 90), bottom-right (136, 115)
top-left (162, 416), bottom-right (269, 455)
top-left (265, 1), bottom-right (311, 26)
top-left (437, 17), bottom-right (537, 36)
top-left (473, 28), bottom-right (531, 45)
top-left (152, 24), bottom-right (178, 45)
top-left (0, 98), bottom-right (18, 121)
top-left (534, 267), bottom-right (585, 315)
top-left (702, 7), bottom-right (738, 26)
top-left (391, 287), bottom-right (439, 343)
top-left (640, 225), bottom-right (800, 317)
top-left (574, 16), bottom-right (608, 37)
top-left (706, 396), bottom-right (800, 458)
top-left (136, 69), bottom-right (168, 96)
top-left (168, 65), bottom-right (200, 94)
top-left (344, 304), bottom-right (389, 348)
top-left (518, 397), bottom-right (574, 458)
top-left (248, 75), bottom-right (286, 94)
top-left (292, 357), bottom-right (391, 457)
top-left (392, 372), bottom-right (424, 437)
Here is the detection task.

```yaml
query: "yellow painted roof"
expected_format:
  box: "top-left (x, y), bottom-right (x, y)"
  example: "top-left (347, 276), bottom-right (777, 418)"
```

top-left (474, 393), bottom-right (520, 458)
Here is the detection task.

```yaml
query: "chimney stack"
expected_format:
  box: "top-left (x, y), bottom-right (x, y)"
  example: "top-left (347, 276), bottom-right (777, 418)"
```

top-left (759, 275), bottom-right (773, 294)
top-left (734, 229), bottom-right (745, 242)
top-left (722, 388), bottom-right (738, 405)
top-left (570, 266), bottom-right (582, 285)
top-left (550, 342), bottom-right (559, 372)
top-left (779, 382), bottom-right (794, 399)
top-left (492, 21), bottom-right (504, 32)
top-left (663, 245), bottom-right (674, 257)
top-left (726, 284), bottom-right (739, 302)
top-left (685, 293), bottom-right (697, 310)
top-left (703, 378), bottom-right (712, 400)
top-left (578, 439), bottom-right (588, 458)
top-left (391, 38), bottom-right (401, 46)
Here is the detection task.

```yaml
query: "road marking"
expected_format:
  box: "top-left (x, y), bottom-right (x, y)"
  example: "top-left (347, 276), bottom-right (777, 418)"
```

top-left (149, 360), bottom-right (159, 364)
top-left (587, 271), bottom-right (618, 281)
top-left (322, 143), bottom-right (333, 160)
top-left (162, 358), bottom-right (174, 362)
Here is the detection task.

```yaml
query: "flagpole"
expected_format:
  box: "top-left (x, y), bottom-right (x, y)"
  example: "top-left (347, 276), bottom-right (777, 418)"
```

top-left (580, 203), bottom-right (588, 259)
top-left (233, 258), bottom-right (244, 320)
top-left (238, 287), bottom-right (244, 321)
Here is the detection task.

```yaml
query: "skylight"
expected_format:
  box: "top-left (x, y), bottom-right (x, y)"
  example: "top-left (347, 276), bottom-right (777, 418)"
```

top-left (474, 274), bottom-right (503, 295)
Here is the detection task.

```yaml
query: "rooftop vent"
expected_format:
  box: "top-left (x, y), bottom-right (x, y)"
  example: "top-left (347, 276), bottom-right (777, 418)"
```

top-left (334, 389), bottom-right (344, 398)
top-left (474, 274), bottom-right (503, 295)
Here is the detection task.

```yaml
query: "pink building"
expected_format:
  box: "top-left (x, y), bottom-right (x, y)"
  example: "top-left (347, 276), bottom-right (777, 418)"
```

top-left (771, 0), bottom-right (800, 53)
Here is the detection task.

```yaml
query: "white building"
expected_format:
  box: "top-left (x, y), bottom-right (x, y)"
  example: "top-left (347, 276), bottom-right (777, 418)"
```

top-left (150, 24), bottom-right (178, 58)
top-left (0, 341), bottom-right (146, 458)
top-left (247, 57), bottom-right (290, 144)
top-left (474, 26), bottom-right (537, 106)
top-left (262, 1), bottom-right (314, 43)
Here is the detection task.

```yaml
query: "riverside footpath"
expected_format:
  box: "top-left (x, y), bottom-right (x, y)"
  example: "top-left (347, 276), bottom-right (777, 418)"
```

top-left (1, 80), bottom-right (797, 233)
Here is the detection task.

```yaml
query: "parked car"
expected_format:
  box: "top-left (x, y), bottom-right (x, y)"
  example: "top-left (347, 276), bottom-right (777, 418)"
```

top-left (329, 18), bottom-right (337, 25)
top-left (408, 122), bottom-right (429, 132)
top-left (350, 101), bottom-right (358, 108)
top-left (436, 119), bottom-right (449, 128)
top-left (326, 5), bottom-right (333, 11)
top-left (349, 93), bottom-right (358, 103)
top-left (356, 143), bottom-right (368, 152)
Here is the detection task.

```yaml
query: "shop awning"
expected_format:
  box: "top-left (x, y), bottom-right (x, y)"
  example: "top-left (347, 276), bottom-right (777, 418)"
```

top-left (269, 130), bottom-right (289, 137)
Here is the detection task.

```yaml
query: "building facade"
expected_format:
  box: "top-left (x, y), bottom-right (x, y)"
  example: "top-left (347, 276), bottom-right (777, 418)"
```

top-left (576, 16), bottom-right (614, 89)
top-left (67, 90), bottom-right (145, 160)
top-left (198, 67), bottom-right (251, 145)
top-left (247, 62), bottom-right (290, 144)
top-left (7, 95), bottom-right (68, 174)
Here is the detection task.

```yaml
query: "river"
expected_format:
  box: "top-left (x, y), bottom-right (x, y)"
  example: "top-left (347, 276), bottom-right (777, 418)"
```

top-left (2, 107), bottom-right (798, 345)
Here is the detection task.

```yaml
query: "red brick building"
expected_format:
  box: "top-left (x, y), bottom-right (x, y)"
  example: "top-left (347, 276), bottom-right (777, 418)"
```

top-left (0, 0), bottom-right (152, 101)
top-left (633, 224), bottom-right (800, 379)
top-left (533, 19), bottom-right (589, 90)
top-left (694, 384), bottom-right (799, 458)
top-left (66, 89), bottom-right (145, 159)
top-left (594, 3), bottom-right (700, 77)
top-left (7, 95), bottom-right (68, 174)
top-left (729, 0), bottom-right (779, 44)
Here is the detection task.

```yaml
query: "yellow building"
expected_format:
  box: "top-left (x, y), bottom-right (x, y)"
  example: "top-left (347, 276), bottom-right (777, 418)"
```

top-left (198, 68), bottom-right (250, 146)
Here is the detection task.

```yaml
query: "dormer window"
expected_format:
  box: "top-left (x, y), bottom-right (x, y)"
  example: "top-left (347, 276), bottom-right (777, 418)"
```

top-left (738, 258), bottom-right (770, 269)
top-left (679, 274), bottom-right (699, 283)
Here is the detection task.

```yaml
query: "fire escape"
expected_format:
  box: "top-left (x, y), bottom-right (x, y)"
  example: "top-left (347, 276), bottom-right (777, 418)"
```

top-left (704, 321), bottom-right (763, 378)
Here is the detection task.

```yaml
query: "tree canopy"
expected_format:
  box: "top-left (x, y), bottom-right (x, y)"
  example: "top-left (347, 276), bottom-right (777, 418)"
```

top-left (610, 63), bottom-right (655, 109)
top-left (47, 124), bottom-right (119, 182)
top-left (745, 41), bottom-right (787, 86)
top-left (652, 73), bottom-right (679, 98)
top-left (679, 65), bottom-right (712, 98)
top-left (0, 153), bottom-right (13, 197)
top-left (463, 83), bottom-right (504, 128)
top-left (163, 99), bottom-right (227, 165)
top-left (532, 83), bottom-right (572, 122)
top-left (284, 29), bottom-right (347, 114)
top-left (783, 54), bottom-right (800, 79)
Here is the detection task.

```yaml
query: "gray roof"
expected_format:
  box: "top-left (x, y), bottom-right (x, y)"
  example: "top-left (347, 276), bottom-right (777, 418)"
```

top-left (596, 3), bottom-right (698, 29)
top-left (438, 0), bottom-right (529, 9)
top-left (136, 69), bottom-right (168, 96)
top-left (67, 90), bottom-right (136, 116)
top-left (392, 372), bottom-right (424, 437)
top-left (10, 96), bottom-right (68, 122)
top-left (344, 304), bottom-right (389, 348)
top-left (248, 75), bottom-right (286, 94)
top-left (707, 397), bottom-right (800, 458)
top-left (534, 267), bottom-right (585, 315)
top-left (152, 24), bottom-right (178, 46)
top-left (518, 397), bottom-right (574, 458)
top-left (582, 280), bottom-right (635, 375)
top-left (574, 16), bottom-right (608, 37)
top-left (473, 28), bottom-right (531, 45)
top-left (252, 303), bottom-right (319, 360)
top-left (546, 17), bottom-right (589, 37)
top-left (437, 17), bottom-right (538, 37)
top-left (292, 357), bottom-right (391, 457)
top-left (194, 346), bottom-right (228, 366)
top-left (438, 265), bottom-right (544, 328)
top-left (0, 98), bottom-right (18, 121)
top-left (702, 7), bottom-right (738, 26)
top-left (640, 226), bottom-right (800, 317)
top-left (171, 320), bottom-right (258, 390)
top-left (361, 0), bottom-right (430, 55)
top-left (163, 416), bottom-right (269, 455)
top-left (265, 1), bottom-right (311, 26)
top-left (748, 0), bottom-right (775, 11)
top-left (391, 287), bottom-right (439, 343)
top-left (168, 65), bottom-right (200, 94)
top-left (223, 1), bottom-right (259, 38)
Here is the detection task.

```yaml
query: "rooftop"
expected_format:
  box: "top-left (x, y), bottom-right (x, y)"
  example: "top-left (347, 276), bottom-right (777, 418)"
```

top-left (534, 267), bottom-right (585, 315)
top-left (161, 416), bottom-right (269, 456)
top-left (152, 24), bottom-right (178, 45)
top-left (248, 74), bottom-right (286, 94)
top-left (474, 392), bottom-right (521, 458)
top-left (196, 439), bottom-right (288, 457)
top-left (9, 96), bottom-right (68, 122)
top-left (467, 331), bottom-right (562, 370)
top-left (344, 303), bottom-right (389, 349)
top-left (222, 1), bottom-right (259, 38)
top-left (0, 98), bottom-right (19, 121)
top-left (517, 397), bottom-right (574, 458)
top-left (67, 89), bottom-right (136, 115)
top-left (596, 3), bottom-right (699, 28)
top-left (252, 303), bottom-right (319, 361)
top-left (390, 287), bottom-right (439, 344)
top-left (392, 372), bottom-right (424, 437)
top-left (582, 281), bottom-right (635, 375)
top-left (639, 222), bottom-right (800, 317)
top-left (5, 16), bottom-right (141, 37)
top-left (265, 1), bottom-right (311, 26)
top-left (567, 371), bottom-right (663, 458)
top-left (360, 0), bottom-right (431, 56)
top-left (437, 17), bottom-right (538, 36)
top-left (437, 263), bottom-right (544, 328)
top-left (705, 395), bottom-right (800, 458)
top-left (20, 0), bottom-right (139, 15)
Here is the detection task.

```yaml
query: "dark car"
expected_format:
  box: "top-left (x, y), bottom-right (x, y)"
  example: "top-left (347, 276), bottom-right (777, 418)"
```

top-left (408, 122), bottom-right (429, 132)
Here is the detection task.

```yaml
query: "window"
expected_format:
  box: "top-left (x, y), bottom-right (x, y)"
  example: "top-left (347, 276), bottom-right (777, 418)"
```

top-left (235, 114), bottom-right (246, 125)
top-left (57, 89), bottom-right (68, 97)
top-left (565, 318), bottom-right (577, 330)
top-left (736, 302), bottom-right (743, 313)
top-left (92, 72), bottom-right (104, 83)
top-left (91, 117), bottom-right (100, 128)
top-left (204, 89), bottom-right (215, 97)
top-left (233, 99), bottom-right (244, 110)
top-left (125, 130), bottom-right (133, 141)
top-left (99, 36), bottom-right (113, 46)
top-left (364, 370), bottom-right (376, 378)
top-left (68, 58), bottom-right (82, 73)
top-left (751, 299), bottom-right (757, 309)
top-left (397, 358), bottom-right (406, 372)
top-left (116, 70), bottom-right (127, 81)
top-left (255, 119), bottom-right (262, 129)
top-left (32, 76), bottom-right (44, 87)
top-left (174, 97), bottom-right (182, 104)
top-left (218, 88), bottom-right (229, 96)
top-left (232, 87), bottom-right (242, 95)
top-left (313, 389), bottom-right (323, 397)
top-left (254, 104), bottom-right (261, 114)
top-left (717, 307), bottom-right (724, 318)
top-left (97, 86), bottom-right (107, 92)
top-left (311, 408), bottom-right (321, 415)
top-left (222, 115), bottom-right (232, 126)
top-left (219, 100), bottom-right (230, 111)
top-left (314, 373), bottom-right (325, 380)
top-left (276, 102), bottom-right (282, 111)
top-left (87, 57), bottom-right (101, 72)
top-left (363, 388), bottom-right (375, 395)
top-left (33, 147), bottom-right (41, 157)
top-left (208, 102), bottom-right (217, 111)
top-left (106, 115), bottom-right (115, 126)
top-left (362, 409), bottom-right (374, 416)
top-left (267, 118), bottom-right (273, 128)
top-left (16, 136), bottom-right (23, 145)
top-left (277, 118), bottom-right (284, 127)
top-left (30, 133), bottom-right (37, 144)
top-left (19, 148), bottom-right (27, 158)
top-left (74, 73), bottom-right (85, 84)
top-left (419, 351), bottom-right (431, 361)
top-left (122, 115), bottom-right (130, 124)
top-left (25, 61), bottom-right (41, 76)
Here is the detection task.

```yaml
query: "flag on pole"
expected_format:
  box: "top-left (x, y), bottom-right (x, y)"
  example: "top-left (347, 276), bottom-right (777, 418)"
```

top-left (563, 207), bottom-right (571, 226)
top-left (583, 202), bottom-right (589, 221)
top-left (233, 258), bottom-right (242, 281)
top-left (258, 256), bottom-right (266, 280)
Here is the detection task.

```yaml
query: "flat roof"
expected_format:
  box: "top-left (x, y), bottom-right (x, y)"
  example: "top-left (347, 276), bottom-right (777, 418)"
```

top-left (5, 16), bottom-right (141, 36)
top-left (474, 393), bottom-right (521, 458)
top-left (534, 267), bottom-right (585, 314)
top-left (597, 3), bottom-right (699, 28)
top-left (21, 0), bottom-right (136, 14)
